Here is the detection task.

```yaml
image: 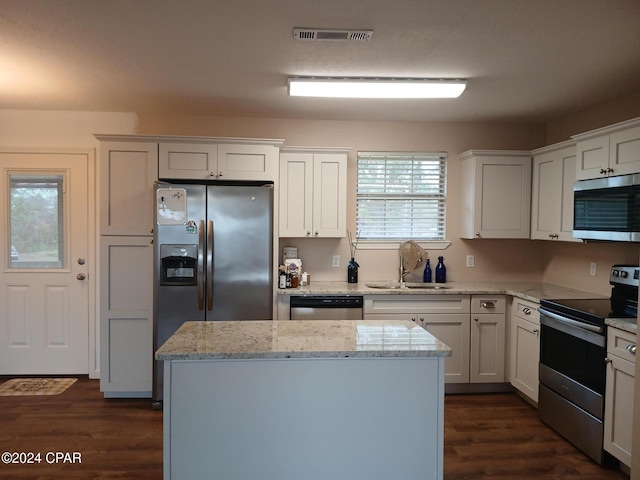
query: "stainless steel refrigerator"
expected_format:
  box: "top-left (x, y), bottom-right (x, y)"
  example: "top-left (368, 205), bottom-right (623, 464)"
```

top-left (153, 181), bottom-right (274, 405)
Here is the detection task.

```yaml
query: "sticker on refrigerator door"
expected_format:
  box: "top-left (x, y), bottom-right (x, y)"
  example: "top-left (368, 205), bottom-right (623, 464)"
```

top-left (185, 220), bottom-right (197, 234)
top-left (157, 188), bottom-right (187, 225)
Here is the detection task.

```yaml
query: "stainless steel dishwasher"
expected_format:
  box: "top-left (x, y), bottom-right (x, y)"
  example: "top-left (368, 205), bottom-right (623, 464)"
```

top-left (289, 295), bottom-right (364, 320)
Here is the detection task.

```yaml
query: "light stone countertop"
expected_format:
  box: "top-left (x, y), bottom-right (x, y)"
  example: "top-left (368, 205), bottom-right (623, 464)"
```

top-left (155, 320), bottom-right (452, 361)
top-left (278, 281), bottom-right (608, 303)
top-left (605, 318), bottom-right (637, 335)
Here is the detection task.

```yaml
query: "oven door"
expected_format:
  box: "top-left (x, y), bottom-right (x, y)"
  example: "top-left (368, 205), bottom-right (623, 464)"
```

top-left (538, 308), bottom-right (606, 417)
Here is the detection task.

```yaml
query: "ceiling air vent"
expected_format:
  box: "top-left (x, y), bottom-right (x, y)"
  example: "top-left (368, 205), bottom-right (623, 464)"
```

top-left (293, 28), bottom-right (373, 42)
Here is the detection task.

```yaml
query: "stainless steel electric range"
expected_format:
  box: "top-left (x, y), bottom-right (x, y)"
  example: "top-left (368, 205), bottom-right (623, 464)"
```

top-left (538, 265), bottom-right (639, 465)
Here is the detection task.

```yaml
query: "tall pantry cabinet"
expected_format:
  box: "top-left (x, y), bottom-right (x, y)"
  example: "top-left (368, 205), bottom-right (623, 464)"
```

top-left (98, 139), bottom-right (157, 397)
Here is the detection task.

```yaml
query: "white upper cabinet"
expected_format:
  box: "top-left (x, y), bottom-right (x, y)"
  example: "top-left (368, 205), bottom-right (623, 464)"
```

top-left (574, 117), bottom-right (640, 181)
top-left (99, 140), bottom-right (158, 236)
top-left (279, 147), bottom-right (349, 238)
top-left (159, 142), bottom-right (280, 181)
top-left (530, 141), bottom-right (579, 242)
top-left (459, 150), bottom-right (532, 239)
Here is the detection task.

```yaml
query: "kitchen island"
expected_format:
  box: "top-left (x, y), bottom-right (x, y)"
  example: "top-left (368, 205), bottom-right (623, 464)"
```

top-left (156, 320), bottom-right (451, 480)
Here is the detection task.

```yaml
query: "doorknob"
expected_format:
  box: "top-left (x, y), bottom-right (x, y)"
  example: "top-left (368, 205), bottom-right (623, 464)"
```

top-left (76, 273), bottom-right (86, 281)
top-left (77, 258), bottom-right (86, 265)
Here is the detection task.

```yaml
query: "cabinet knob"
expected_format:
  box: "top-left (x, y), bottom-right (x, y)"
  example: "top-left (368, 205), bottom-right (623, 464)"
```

top-left (76, 273), bottom-right (86, 281)
top-left (481, 301), bottom-right (495, 309)
top-left (306, 231), bottom-right (311, 237)
top-left (600, 168), bottom-right (607, 175)
top-left (604, 357), bottom-right (612, 364)
top-left (627, 344), bottom-right (637, 354)
top-left (219, 172), bottom-right (224, 177)
top-left (475, 232), bottom-right (481, 237)
top-left (314, 231), bottom-right (319, 236)
top-left (533, 329), bottom-right (539, 335)
top-left (523, 307), bottom-right (531, 315)
top-left (607, 167), bottom-right (614, 174)
top-left (474, 317), bottom-right (479, 322)
top-left (210, 172), bottom-right (216, 177)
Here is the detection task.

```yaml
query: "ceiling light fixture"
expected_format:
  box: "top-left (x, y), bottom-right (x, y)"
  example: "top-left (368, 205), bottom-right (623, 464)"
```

top-left (287, 77), bottom-right (467, 99)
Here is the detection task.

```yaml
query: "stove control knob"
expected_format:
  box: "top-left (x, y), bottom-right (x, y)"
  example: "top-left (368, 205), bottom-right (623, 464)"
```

top-left (620, 271), bottom-right (628, 278)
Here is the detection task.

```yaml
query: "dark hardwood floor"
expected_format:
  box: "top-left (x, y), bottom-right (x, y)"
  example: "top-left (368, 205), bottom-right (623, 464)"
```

top-left (0, 377), bottom-right (630, 479)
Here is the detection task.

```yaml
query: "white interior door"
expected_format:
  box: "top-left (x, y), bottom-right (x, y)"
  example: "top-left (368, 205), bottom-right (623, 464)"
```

top-left (0, 152), bottom-right (90, 374)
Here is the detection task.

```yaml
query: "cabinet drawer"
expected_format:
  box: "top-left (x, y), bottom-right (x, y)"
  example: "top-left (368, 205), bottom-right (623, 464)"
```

top-left (511, 298), bottom-right (540, 325)
top-left (471, 295), bottom-right (505, 314)
top-left (607, 327), bottom-right (637, 364)
top-left (364, 295), bottom-right (470, 315)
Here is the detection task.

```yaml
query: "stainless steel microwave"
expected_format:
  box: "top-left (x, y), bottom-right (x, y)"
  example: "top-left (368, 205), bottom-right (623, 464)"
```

top-left (573, 173), bottom-right (640, 242)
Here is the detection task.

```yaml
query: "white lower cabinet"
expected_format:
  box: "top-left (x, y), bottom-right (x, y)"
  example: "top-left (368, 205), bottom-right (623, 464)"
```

top-left (604, 327), bottom-right (636, 466)
top-left (509, 298), bottom-right (540, 403)
top-left (364, 295), bottom-right (506, 385)
top-left (470, 296), bottom-right (506, 383)
top-left (99, 236), bottom-right (154, 397)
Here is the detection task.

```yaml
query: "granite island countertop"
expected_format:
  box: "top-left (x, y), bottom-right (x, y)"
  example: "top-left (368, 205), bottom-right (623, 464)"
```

top-left (156, 320), bottom-right (452, 361)
top-left (278, 281), bottom-right (608, 303)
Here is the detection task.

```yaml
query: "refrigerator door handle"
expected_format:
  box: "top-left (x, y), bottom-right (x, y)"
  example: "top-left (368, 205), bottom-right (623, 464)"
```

top-left (197, 219), bottom-right (205, 310)
top-left (207, 220), bottom-right (214, 310)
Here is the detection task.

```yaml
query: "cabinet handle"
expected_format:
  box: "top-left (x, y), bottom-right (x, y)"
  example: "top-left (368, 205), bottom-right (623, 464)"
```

top-left (481, 301), bottom-right (495, 309)
top-left (627, 344), bottom-right (637, 354)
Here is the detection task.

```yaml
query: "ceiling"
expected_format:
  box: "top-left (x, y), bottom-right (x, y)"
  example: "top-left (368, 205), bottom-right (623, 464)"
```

top-left (1, 0), bottom-right (640, 124)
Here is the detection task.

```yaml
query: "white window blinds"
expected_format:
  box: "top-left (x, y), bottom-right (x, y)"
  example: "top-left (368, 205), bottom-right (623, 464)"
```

top-left (356, 152), bottom-right (447, 240)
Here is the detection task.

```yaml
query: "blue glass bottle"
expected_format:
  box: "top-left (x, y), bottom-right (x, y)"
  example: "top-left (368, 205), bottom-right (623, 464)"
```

top-left (347, 258), bottom-right (359, 283)
top-left (435, 256), bottom-right (446, 283)
top-left (423, 259), bottom-right (432, 283)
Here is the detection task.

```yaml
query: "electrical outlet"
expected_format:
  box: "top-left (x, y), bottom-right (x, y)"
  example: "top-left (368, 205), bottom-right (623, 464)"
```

top-left (590, 262), bottom-right (597, 276)
top-left (466, 255), bottom-right (475, 268)
top-left (332, 255), bottom-right (340, 268)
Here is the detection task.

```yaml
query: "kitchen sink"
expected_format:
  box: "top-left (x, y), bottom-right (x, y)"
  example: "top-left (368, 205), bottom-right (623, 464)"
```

top-left (365, 282), bottom-right (450, 290)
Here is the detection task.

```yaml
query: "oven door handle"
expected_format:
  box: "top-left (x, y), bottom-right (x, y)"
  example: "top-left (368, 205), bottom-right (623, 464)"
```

top-left (538, 307), bottom-right (604, 334)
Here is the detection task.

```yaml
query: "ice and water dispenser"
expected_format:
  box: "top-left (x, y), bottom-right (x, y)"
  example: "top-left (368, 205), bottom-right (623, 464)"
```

top-left (159, 244), bottom-right (198, 286)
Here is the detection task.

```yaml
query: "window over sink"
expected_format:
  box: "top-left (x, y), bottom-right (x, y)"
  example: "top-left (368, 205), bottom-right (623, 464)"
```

top-left (356, 151), bottom-right (447, 242)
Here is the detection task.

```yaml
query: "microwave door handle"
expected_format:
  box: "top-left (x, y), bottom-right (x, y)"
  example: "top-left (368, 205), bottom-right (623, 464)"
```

top-left (538, 307), bottom-right (604, 334)
top-left (197, 220), bottom-right (205, 310)
top-left (207, 220), bottom-right (214, 311)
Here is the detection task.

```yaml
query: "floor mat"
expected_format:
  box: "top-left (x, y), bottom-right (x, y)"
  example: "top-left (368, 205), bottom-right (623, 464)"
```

top-left (0, 378), bottom-right (78, 396)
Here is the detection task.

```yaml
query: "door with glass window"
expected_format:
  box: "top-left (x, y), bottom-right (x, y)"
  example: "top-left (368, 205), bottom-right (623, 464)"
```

top-left (0, 152), bottom-right (89, 374)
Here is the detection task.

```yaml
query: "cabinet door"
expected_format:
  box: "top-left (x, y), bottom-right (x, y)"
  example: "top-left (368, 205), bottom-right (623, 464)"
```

top-left (159, 143), bottom-right (218, 180)
top-left (575, 136), bottom-right (609, 181)
top-left (604, 355), bottom-right (634, 466)
top-left (99, 236), bottom-right (153, 397)
top-left (470, 313), bottom-right (505, 383)
top-left (100, 141), bottom-right (158, 235)
top-left (461, 153), bottom-right (532, 238)
top-left (531, 151), bottom-right (562, 240)
top-left (312, 153), bottom-right (347, 238)
top-left (509, 316), bottom-right (540, 402)
top-left (279, 153), bottom-right (314, 237)
top-left (218, 144), bottom-right (278, 181)
top-left (531, 146), bottom-right (578, 242)
top-left (558, 152), bottom-right (578, 241)
top-left (421, 313), bottom-right (470, 383)
top-left (609, 124), bottom-right (640, 177)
